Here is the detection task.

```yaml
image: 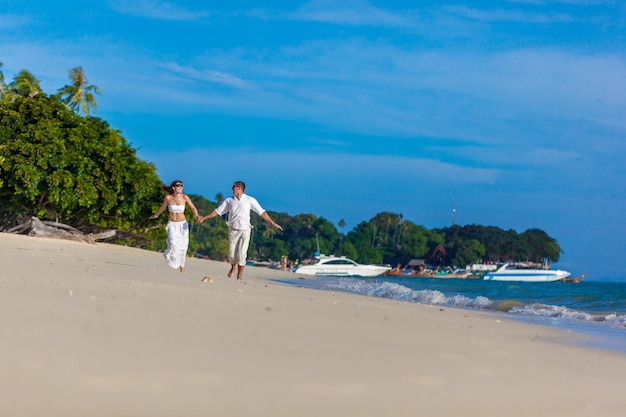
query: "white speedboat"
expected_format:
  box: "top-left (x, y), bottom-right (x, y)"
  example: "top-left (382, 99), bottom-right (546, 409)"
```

top-left (483, 263), bottom-right (570, 282)
top-left (294, 255), bottom-right (391, 277)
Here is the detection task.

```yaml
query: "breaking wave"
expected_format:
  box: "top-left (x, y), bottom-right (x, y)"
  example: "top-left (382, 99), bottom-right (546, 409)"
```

top-left (313, 277), bottom-right (626, 327)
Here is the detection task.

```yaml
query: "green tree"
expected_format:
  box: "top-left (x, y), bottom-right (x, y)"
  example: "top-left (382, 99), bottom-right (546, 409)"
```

top-left (521, 228), bottom-right (561, 262)
top-left (399, 223), bottom-right (439, 259)
top-left (0, 61), bottom-right (7, 100)
top-left (188, 194), bottom-right (228, 259)
top-left (337, 240), bottom-right (358, 260)
top-left (57, 66), bottom-right (102, 116)
top-left (345, 220), bottom-right (383, 264)
top-left (8, 69), bottom-right (42, 99)
top-left (263, 214), bottom-right (336, 261)
top-left (449, 239), bottom-right (486, 267)
top-left (338, 218), bottom-right (346, 244)
top-left (0, 94), bottom-right (163, 237)
top-left (436, 224), bottom-right (561, 265)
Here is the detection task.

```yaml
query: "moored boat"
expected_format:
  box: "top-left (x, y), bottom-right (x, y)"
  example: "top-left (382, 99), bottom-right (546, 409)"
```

top-left (557, 272), bottom-right (586, 283)
top-left (294, 255), bottom-right (391, 277)
top-left (386, 260), bottom-right (476, 279)
top-left (385, 268), bottom-right (419, 277)
top-left (483, 263), bottom-right (571, 282)
top-left (385, 268), bottom-right (475, 279)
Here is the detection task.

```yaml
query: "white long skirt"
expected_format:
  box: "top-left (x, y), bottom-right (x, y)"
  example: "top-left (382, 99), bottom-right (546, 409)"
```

top-left (164, 220), bottom-right (189, 269)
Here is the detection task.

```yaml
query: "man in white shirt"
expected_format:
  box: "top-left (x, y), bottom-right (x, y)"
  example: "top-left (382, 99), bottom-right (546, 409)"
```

top-left (198, 181), bottom-right (283, 279)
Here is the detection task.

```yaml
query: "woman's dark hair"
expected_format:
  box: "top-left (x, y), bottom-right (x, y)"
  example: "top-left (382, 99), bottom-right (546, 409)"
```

top-left (163, 179), bottom-right (183, 194)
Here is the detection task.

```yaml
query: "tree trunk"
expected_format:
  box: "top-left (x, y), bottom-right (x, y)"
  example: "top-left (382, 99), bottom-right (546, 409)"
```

top-left (5, 217), bottom-right (115, 244)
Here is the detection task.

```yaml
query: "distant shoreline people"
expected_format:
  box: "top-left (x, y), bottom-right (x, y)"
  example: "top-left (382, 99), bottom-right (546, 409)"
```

top-left (198, 180), bottom-right (283, 280)
top-left (149, 180), bottom-right (199, 273)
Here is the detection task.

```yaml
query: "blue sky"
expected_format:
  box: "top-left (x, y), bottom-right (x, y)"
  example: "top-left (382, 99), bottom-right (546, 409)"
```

top-left (2, 0), bottom-right (625, 280)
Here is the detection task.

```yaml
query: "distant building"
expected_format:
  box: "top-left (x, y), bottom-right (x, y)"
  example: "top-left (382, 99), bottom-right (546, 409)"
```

top-left (467, 263), bottom-right (498, 272)
top-left (425, 244), bottom-right (447, 267)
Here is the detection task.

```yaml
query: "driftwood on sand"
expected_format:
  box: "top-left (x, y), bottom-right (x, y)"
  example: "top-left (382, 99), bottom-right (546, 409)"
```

top-left (5, 217), bottom-right (115, 244)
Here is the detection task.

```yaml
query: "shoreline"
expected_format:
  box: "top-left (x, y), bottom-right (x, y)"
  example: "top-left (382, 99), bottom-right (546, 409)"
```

top-left (286, 276), bottom-right (626, 355)
top-left (506, 313), bottom-right (626, 355)
top-left (3, 232), bottom-right (626, 417)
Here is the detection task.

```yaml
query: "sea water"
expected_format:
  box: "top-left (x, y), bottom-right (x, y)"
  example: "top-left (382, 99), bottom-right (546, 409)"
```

top-left (281, 275), bottom-right (626, 354)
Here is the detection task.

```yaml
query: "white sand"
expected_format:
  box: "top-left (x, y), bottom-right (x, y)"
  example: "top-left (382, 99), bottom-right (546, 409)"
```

top-left (2, 232), bottom-right (626, 417)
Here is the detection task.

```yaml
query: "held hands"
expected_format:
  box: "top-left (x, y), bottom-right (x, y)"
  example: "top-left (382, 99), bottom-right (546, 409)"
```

top-left (149, 214), bottom-right (158, 219)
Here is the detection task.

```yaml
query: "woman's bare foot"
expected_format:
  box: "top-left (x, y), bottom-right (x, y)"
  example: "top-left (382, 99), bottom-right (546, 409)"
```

top-left (179, 266), bottom-right (185, 273)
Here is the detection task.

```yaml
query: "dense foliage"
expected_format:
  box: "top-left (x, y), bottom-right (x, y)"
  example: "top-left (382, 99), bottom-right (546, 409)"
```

top-left (188, 197), bottom-right (562, 267)
top-left (0, 64), bottom-right (562, 266)
top-left (0, 66), bottom-right (164, 245)
top-left (0, 95), bottom-right (162, 229)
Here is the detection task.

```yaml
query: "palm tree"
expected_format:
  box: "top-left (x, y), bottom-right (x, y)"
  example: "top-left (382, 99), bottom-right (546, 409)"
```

top-left (57, 66), bottom-right (101, 116)
top-left (214, 192), bottom-right (225, 224)
top-left (8, 69), bottom-right (42, 98)
top-left (338, 218), bottom-right (346, 245)
top-left (0, 61), bottom-right (7, 99)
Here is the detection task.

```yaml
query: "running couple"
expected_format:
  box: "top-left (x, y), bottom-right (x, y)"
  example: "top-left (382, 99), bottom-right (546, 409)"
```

top-left (150, 180), bottom-right (283, 279)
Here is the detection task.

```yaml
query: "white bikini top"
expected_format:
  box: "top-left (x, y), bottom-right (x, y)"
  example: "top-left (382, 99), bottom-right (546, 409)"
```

top-left (168, 204), bottom-right (185, 213)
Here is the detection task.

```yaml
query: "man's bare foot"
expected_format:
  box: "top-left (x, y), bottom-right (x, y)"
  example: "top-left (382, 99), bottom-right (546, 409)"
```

top-left (227, 264), bottom-right (236, 277)
top-left (236, 265), bottom-right (244, 280)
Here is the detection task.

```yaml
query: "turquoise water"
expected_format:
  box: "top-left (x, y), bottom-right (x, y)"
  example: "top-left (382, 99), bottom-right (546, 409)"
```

top-left (283, 276), bottom-right (626, 353)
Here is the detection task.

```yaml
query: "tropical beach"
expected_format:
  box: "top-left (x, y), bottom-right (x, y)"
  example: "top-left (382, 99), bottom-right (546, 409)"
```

top-left (2, 232), bottom-right (626, 417)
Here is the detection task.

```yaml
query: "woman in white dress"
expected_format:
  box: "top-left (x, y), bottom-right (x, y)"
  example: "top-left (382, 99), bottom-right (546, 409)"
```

top-left (149, 180), bottom-right (199, 272)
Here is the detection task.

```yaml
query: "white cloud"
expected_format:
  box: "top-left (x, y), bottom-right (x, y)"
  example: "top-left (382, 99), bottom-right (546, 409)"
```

top-left (160, 62), bottom-right (247, 88)
top-left (107, 0), bottom-right (210, 21)
top-left (4, 28), bottom-right (626, 152)
top-left (443, 5), bottom-right (575, 24)
top-left (291, 0), bottom-right (415, 27)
